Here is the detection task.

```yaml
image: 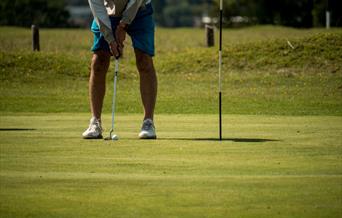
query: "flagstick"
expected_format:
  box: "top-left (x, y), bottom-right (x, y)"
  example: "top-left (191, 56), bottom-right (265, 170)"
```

top-left (219, 0), bottom-right (223, 141)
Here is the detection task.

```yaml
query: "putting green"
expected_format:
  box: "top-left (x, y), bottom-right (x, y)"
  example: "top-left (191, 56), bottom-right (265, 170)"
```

top-left (0, 113), bottom-right (341, 218)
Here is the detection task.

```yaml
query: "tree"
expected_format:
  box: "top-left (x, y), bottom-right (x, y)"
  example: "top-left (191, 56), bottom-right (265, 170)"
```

top-left (210, 0), bottom-right (341, 28)
top-left (0, 0), bottom-right (69, 27)
top-left (152, 0), bottom-right (167, 26)
top-left (313, 0), bottom-right (342, 27)
top-left (153, 0), bottom-right (214, 27)
top-left (163, 1), bottom-right (193, 27)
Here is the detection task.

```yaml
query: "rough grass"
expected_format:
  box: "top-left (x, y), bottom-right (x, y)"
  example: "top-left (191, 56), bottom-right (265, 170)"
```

top-left (0, 26), bottom-right (341, 115)
top-left (0, 113), bottom-right (341, 218)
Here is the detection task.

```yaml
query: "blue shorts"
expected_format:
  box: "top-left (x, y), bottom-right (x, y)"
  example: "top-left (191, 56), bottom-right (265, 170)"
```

top-left (91, 3), bottom-right (155, 56)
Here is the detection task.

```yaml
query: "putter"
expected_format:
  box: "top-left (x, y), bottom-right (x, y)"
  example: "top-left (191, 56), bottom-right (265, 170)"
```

top-left (104, 58), bottom-right (119, 141)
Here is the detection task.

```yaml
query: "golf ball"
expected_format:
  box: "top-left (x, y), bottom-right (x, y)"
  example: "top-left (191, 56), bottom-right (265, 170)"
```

top-left (112, 135), bottom-right (119, 140)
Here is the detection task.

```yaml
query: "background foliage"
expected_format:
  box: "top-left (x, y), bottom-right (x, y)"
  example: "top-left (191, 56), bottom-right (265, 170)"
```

top-left (154, 0), bottom-right (341, 27)
top-left (0, 0), bottom-right (341, 27)
top-left (210, 0), bottom-right (341, 27)
top-left (0, 0), bottom-right (69, 27)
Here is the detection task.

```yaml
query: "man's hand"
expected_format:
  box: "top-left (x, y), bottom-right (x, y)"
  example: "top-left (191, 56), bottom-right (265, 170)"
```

top-left (115, 22), bottom-right (128, 53)
top-left (109, 41), bottom-right (120, 58)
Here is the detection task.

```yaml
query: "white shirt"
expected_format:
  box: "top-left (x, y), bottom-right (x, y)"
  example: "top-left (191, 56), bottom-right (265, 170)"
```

top-left (88, 0), bottom-right (151, 44)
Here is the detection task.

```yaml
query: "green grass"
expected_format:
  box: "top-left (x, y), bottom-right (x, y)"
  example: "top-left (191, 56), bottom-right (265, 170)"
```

top-left (1, 26), bottom-right (342, 217)
top-left (0, 26), bottom-right (341, 115)
top-left (1, 113), bottom-right (341, 218)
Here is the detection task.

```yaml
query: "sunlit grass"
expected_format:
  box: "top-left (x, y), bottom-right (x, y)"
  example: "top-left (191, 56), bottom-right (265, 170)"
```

top-left (0, 26), bottom-right (341, 115)
top-left (0, 113), bottom-right (341, 217)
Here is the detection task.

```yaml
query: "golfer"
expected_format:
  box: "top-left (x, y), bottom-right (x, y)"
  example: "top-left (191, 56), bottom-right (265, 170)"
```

top-left (82, 0), bottom-right (157, 139)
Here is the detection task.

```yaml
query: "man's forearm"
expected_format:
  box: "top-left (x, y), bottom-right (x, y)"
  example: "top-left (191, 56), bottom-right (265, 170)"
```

top-left (88, 0), bottom-right (115, 44)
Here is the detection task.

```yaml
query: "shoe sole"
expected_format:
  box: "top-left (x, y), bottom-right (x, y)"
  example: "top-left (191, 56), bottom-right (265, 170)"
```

top-left (82, 135), bottom-right (103, 139)
top-left (139, 135), bottom-right (157, 139)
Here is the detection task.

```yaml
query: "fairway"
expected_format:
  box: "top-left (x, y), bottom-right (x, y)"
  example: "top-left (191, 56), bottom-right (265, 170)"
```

top-left (0, 113), bottom-right (341, 217)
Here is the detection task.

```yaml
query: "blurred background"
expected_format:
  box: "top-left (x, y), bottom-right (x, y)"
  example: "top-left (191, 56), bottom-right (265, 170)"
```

top-left (0, 0), bottom-right (341, 28)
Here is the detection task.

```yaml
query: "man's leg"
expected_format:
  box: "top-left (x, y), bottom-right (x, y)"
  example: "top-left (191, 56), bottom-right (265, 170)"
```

top-left (82, 50), bottom-right (110, 139)
top-left (89, 50), bottom-right (111, 120)
top-left (134, 49), bottom-right (157, 121)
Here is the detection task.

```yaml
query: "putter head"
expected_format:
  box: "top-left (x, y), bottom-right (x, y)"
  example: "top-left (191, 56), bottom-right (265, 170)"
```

top-left (104, 129), bottom-right (118, 141)
top-left (104, 136), bottom-right (112, 140)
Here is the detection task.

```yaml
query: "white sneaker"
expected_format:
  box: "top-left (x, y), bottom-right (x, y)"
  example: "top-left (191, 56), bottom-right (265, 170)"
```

top-left (82, 117), bottom-right (103, 139)
top-left (139, 119), bottom-right (157, 139)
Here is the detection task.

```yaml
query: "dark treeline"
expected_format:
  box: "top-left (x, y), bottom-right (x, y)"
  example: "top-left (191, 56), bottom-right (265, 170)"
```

top-left (0, 0), bottom-right (69, 27)
top-left (153, 0), bottom-right (213, 27)
top-left (155, 0), bottom-right (341, 27)
top-left (0, 0), bottom-right (340, 28)
top-left (214, 0), bottom-right (341, 27)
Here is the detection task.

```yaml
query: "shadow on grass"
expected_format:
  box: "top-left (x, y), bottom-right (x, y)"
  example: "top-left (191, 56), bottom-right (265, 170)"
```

top-left (159, 138), bottom-right (280, 142)
top-left (0, 128), bottom-right (36, 131)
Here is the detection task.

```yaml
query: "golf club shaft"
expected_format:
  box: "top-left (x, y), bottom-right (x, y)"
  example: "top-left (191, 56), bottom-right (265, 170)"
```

top-left (219, 0), bottom-right (223, 140)
top-left (111, 59), bottom-right (119, 132)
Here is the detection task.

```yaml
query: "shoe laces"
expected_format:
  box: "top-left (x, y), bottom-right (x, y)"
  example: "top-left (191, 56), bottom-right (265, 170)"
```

top-left (88, 118), bottom-right (102, 131)
top-left (142, 119), bottom-right (154, 131)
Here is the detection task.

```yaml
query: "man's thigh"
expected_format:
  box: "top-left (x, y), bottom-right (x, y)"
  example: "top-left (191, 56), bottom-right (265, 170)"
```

top-left (127, 5), bottom-right (155, 57)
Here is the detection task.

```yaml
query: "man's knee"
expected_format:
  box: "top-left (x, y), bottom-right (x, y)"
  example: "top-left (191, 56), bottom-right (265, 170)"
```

top-left (135, 49), bottom-right (154, 75)
top-left (92, 50), bottom-right (110, 74)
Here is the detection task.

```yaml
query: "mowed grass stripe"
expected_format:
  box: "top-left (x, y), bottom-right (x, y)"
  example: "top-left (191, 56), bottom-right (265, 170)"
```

top-left (1, 171), bottom-right (342, 180)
